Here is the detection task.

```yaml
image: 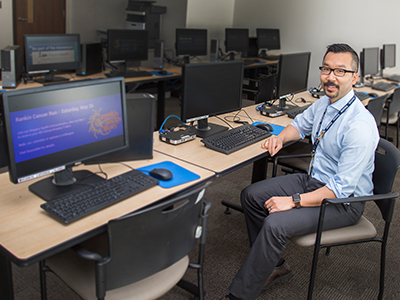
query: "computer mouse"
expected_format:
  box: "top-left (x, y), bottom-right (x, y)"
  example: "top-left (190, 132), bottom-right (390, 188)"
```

top-left (253, 59), bottom-right (261, 63)
top-left (157, 70), bottom-right (168, 75)
top-left (368, 93), bottom-right (379, 98)
top-left (149, 168), bottom-right (173, 181)
top-left (255, 123), bottom-right (273, 132)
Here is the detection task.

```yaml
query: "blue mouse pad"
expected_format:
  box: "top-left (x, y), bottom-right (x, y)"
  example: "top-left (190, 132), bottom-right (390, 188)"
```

top-left (150, 71), bottom-right (172, 76)
top-left (252, 122), bottom-right (285, 135)
top-left (138, 161), bottom-right (200, 188)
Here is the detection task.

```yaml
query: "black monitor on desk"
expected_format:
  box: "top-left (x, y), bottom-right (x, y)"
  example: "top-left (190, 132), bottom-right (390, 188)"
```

top-left (1, 77), bottom-right (129, 201)
top-left (225, 28), bottom-right (249, 60)
top-left (107, 29), bottom-right (148, 73)
top-left (181, 61), bottom-right (244, 138)
top-left (175, 28), bottom-right (207, 64)
top-left (359, 47), bottom-right (379, 85)
top-left (24, 34), bottom-right (81, 84)
top-left (256, 28), bottom-right (280, 58)
top-left (264, 52), bottom-right (311, 114)
top-left (381, 44), bottom-right (396, 76)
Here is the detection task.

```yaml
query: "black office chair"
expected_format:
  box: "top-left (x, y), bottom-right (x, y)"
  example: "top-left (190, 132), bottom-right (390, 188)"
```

top-left (290, 138), bottom-right (400, 300)
top-left (39, 181), bottom-right (213, 300)
top-left (366, 94), bottom-right (388, 128)
top-left (382, 88), bottom-right (400, 147)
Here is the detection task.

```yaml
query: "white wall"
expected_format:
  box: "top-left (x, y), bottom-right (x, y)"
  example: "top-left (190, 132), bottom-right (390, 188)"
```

top-left (186, 0), bottom-right (235, 42)
top-left (232, 0), bottom-right (400, 87)
top-left (0, 0), bottom-right (14, 63)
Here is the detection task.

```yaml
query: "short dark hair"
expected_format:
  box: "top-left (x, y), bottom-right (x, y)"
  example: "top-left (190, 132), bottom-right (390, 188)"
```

top-left (323, 43), bottom-right (359, 72)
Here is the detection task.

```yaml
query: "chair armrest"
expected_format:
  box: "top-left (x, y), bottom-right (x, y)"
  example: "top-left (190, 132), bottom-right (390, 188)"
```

top-left (71, 244), bottom-right (103, 262)
top-left (322, 191), bottom-right (399, 205)
top-left (202, 198), bottom-right (212, 215)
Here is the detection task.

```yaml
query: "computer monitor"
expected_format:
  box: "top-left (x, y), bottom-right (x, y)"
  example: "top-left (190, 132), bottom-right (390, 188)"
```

top-left (275, 52), bottom-right (311, 110)
top-left (107, 29), bottom-right (148, 71)
top-left (360, 47), bottom-right (379, 83)
top-left (1, 77), bottom-right (129, 201)
top-left (225, 28), bottom-right (249, 60)
top-left (24, 34), bottom-right (80, 83)
top-left (181, 61), bottom-right (244, 138)
top-left (380, 44), bottom-right (396, 76)
top-left (256, 28), bottom-right (280, 58)
top-left (175, 28), bottom-right (207, 64)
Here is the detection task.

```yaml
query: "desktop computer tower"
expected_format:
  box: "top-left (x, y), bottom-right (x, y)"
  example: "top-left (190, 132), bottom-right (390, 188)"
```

top-left (153, 40), bottom-right (164, 69)
top-left (76, 42), bottom-right (103, 76)
top-left (210, 39), bottom-right (219, 62)
top-left (86, 93), bottom-right (155, 164)
top-left (1, 45), bottom-right (22, 88)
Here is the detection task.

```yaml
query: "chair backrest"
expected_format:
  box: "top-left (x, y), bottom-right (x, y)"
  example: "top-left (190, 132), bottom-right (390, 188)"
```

top-left (103, 181), bottom-right (211, 291)
top-left (372, 138), bottom-right (400, 221)
top-left (388, 87), bottom-right (400, 115)
top-left (366, 94), bottom-right (388, 127)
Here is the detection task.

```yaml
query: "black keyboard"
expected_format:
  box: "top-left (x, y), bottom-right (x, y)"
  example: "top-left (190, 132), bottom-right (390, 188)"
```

top-left (40, 169), bottom-right (159, 224)
top-left (105, 70), bottom-right (153, 78)
top-left (371, 81), bottom-right (396, 92)
top-left (355, 91), bottom-right (370, 101)
top-left (201, 124), bottom-right (272, 155)
top-left (286, 104), bottom-right (311, 119)
top-left (386, 74), bottom-right (400, 82)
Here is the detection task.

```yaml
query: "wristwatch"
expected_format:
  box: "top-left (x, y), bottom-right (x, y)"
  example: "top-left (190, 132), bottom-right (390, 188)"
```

top-left (292, 193), bottom-right (301, 208)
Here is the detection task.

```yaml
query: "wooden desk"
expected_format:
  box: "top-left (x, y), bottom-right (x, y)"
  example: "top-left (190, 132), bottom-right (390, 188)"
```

top-left (0, 151), bottom-right (215, 299)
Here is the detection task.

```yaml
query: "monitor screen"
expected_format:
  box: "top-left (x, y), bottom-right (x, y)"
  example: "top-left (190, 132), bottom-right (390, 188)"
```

top-left (24, 34), bottom-right (80, 83)
top-left (181, 61), bottom-right (244, 138)
top-left (382, 44), bottom-right (396, 69)
top-left (1, 77), bottom-right (129, 200)
top-left (175, 28), bottom-right (208, 58)
top-left (362, 47), bottom-right (379, 77)
top-left (256, 28), bottom-right (280, 50)
top-left (275, 52), bottom-right (311, 109)
top-left (107, 29), bottom-right (148, 63)
top-left (225, 28), bottom-right (249, 53)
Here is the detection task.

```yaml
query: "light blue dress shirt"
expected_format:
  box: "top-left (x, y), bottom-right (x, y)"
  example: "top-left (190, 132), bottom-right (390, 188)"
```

top-left (291, 90), bottom-right (379, 198)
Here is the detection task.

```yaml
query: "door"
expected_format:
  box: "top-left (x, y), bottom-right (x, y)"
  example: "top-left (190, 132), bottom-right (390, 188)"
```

top-left (13, 0), bottom-right (66, 60)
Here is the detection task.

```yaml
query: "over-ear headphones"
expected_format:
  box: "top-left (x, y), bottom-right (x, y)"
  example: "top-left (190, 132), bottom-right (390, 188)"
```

top-left (309, 87), bottom-right (325, 99)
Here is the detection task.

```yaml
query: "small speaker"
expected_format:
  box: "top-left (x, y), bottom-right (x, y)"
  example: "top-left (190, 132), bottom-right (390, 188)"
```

top-left (76, 42), bottom-right (103, 76)
top-left (210, 39), bottom-right (219, 62)
top-left (1, 45), bottom-right (22, 88)
top-left (153, 40), bottom-right (164, 70)
top-left (85, 93), bottom-right (155, 164)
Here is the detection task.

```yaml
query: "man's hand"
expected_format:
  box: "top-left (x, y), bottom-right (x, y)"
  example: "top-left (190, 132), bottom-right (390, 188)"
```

top-left (264, 196), bottom-right (295, 213)
top-left (261, 136), bottom-right (283, 157)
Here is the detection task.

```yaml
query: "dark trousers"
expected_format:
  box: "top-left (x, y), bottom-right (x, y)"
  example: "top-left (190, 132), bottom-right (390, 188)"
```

top-left (229, 173), bottom-right (365, 300)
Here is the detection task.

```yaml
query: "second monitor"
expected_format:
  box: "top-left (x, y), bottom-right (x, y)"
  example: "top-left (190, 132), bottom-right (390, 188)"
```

top-left (181, 61), bottom-right (244, 138)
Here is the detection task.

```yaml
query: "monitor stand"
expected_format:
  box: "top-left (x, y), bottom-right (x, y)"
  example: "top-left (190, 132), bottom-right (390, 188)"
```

top-left (29, 166), bottom-right (105, 201)
top-left (34, 71), bottom-right (70, 84)
top-left (192, 118), bottom-right (228, 138)
top-left (261, 97), bottom-right (295, 117)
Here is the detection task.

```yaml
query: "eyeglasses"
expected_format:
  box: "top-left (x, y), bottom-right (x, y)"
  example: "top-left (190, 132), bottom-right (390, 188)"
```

top-left (319, 66), bottom-right (356, 77)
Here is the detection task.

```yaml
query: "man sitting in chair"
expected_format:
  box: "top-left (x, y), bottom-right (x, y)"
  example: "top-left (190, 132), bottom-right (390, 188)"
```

top-left (221, 43), bottom-right (380, 300)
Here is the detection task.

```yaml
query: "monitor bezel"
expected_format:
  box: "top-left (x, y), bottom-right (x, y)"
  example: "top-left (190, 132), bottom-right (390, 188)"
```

top-left (181, 61), bottom-right (244, 138)
top-left (382, 44), bottom-right (396, 69)
top-left (1, 77), bottom-right (129, 185)
top-left (225, 28), bottom-right (249, 53)
top-left (175, 28), bottom-right (208, 57)
top-left (276, 52), bottom-right (311, 100)
top-left (256, 28), bottom-right (281, 51)
top-left (107, 29), bottom-right (149, 64)
top-left (24, 34), bottom-right (81, 75)
top-left (361, 47), bottom-right (380, 78)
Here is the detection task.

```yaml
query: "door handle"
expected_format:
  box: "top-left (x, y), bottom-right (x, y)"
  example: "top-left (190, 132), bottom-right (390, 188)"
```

top-left (18, 17), bottom-right (28, 21)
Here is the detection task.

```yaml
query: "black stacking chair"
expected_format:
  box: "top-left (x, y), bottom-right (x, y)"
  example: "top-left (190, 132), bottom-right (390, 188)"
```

top-left (382, 88), bottom-right (400, 147)
top-left (291, 138), bottom-right (400, 300)
top-left (366, 94), bottom-right (388, 128)
top-left (39, 181), bottom-right (213, 300)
